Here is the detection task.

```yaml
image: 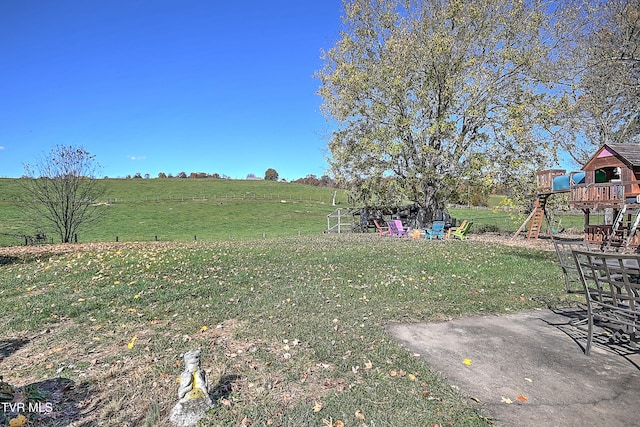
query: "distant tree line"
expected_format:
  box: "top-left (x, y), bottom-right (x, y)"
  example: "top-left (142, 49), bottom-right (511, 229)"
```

top-left (291, 174), bottom-right (336, 187)
top-left (124, 172), bottom-right (232, 179)
top-left (114, 169), bottom-right (338, 187)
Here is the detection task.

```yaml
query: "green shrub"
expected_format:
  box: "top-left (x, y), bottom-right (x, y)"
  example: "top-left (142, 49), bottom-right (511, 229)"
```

top-left (476, 223), bottom-right (500, 233)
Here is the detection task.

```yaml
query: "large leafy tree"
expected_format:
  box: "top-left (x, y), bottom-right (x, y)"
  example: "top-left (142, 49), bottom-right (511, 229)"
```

top-left (554, 0), bottom-right (640, 166)
top-left (317, 0), bottom-right (576, 220)
top-left (264, 168), bottom-right (279, 181)
top-left (22, 145), bottom-right (105, 243)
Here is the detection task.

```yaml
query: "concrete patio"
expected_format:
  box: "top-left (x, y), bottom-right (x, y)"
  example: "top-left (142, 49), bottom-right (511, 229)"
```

top-left (388, 308), bottom-right (640, 427)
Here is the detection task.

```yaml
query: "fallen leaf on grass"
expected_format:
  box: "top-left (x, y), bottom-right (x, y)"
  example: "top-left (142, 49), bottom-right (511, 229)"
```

top-left (322, 418), bottom-right (345, 427)
top-left (313, 401), bottom-right (323, 412)
top-left (355, 410), bottom-right (365, 420)
top-left (127, 336), bottom-right (137, 349)
top-left (8, 414), bottom-right (28, 427)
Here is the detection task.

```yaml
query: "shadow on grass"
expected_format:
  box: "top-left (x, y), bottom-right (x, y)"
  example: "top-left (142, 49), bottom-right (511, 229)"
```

top-left (0, 338), bottom-right (29, 361)
top-left (209, 373), bottom-right (241, 402)
top-left (0, 377), bottom-right (97, 427)
top-left (545, 307), bottom-right (640, 371)
top-left (0, 255), bottom-right (19, 266)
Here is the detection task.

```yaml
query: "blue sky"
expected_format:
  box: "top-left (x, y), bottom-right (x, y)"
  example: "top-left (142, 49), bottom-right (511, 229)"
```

top-left (0, 0), bottom-right (343, 180)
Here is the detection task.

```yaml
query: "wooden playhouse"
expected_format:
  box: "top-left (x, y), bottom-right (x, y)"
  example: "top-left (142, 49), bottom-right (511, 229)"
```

top-left (522, 143), bottom-right (640, 248)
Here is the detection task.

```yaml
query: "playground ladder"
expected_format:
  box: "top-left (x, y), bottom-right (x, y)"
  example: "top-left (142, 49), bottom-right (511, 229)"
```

top-left (527, 194), bottom-right (549, 239)
top-left (605, 204), bottom-right (627, 248)
top-left (625, 209), bottom-right (640, 247)
top-left (603, 204), bottom-right (640, 248)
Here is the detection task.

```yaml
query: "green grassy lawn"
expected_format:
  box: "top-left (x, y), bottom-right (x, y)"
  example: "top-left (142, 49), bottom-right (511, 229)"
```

top-left (448, 207), bottom-right (588, 235)
top-left (0, 178), bottom-right (584, 425)
top-left (0, 178), bottom-right (350, 245)
top-left (1, 178), bottom-right (592, 246)
top-left (89, 198), bottom-right (334, 242)
top-left (0, 178), bottom-right (347, 204)
top-left (0, 235), bottom-right (578, 426)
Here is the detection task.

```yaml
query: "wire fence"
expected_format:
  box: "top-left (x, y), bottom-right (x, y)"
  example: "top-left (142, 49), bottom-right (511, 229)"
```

top-left (0, 232), bottom-right (54, 247)
top-left (0, 200), bottom-right (594, 247)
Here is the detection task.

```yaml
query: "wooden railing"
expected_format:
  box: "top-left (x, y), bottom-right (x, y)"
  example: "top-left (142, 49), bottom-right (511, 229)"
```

top-left (536, 169), bottom-right (566, 192)
top-left (584, 224), bottom-right (640, 247)
top-left (584, 225), bottom-right (616, 245)
top-left (570, 182), bottom-right (626, 207)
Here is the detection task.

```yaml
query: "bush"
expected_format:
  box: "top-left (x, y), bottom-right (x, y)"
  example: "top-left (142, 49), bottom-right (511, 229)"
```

top-left (476, 223), bottom-right (500, 233)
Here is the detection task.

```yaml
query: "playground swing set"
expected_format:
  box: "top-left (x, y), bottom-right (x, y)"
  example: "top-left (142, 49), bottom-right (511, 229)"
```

top-left (514, 143), bottom-right (640, 250)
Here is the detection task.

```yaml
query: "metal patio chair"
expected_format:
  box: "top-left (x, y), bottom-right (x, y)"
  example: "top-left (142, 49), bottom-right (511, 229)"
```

top-left (572, 249), bottom-right (640, 355)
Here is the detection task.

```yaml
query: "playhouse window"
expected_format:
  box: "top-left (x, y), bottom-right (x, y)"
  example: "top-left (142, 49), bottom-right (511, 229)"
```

top-left (595, 167), bottom-right (621, 183)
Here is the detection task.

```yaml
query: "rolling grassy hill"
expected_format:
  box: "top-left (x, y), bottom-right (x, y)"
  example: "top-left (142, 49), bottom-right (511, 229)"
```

top-left (0, 177), bottom-right (588, 246)
top-left (0, 178), bottom-right (350, 245)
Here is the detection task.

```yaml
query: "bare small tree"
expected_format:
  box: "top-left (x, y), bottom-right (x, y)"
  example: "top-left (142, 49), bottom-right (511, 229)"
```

top-left (21, 145), bottom-right (105, 243)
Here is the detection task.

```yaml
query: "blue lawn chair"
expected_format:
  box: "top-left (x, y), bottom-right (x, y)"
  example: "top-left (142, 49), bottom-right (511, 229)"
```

top-left (425, 221), bottom-right (445, 240)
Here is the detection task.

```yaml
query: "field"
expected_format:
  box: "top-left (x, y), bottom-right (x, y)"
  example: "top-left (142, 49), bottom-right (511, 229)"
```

top-left (0, 178), bottom-right (350, 245)
top-left (0, 178), bottom-right (582, 426)
top-left (0, 178), bottom-right (588, 246)
top-left (0, 234), bottom-right (577, 426)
